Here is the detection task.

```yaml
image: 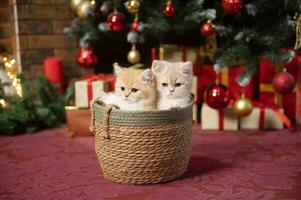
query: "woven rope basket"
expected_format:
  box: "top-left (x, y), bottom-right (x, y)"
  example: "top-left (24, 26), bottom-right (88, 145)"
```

top-left (90, 99), bottom-right (193, 185)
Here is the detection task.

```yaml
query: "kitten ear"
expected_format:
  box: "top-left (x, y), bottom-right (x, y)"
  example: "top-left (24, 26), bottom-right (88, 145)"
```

top-left (114, 65), bottom-right (123, 76)
top-left (180, 62), bottom-right (192, 76)
top-left (151, 60), bottom-right (167, 75)
top-left (140, 69), bottom-right (153, 84)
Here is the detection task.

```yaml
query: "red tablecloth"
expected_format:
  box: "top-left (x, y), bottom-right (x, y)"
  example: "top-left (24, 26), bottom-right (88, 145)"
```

top-left (1, 126), bottom-right (301, 200)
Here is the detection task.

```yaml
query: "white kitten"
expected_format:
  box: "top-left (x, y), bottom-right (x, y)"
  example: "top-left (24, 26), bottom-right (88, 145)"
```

top-left (99, 66), bottom-right (157, 111)
top-left (151, 60), bottom-right (193, 110)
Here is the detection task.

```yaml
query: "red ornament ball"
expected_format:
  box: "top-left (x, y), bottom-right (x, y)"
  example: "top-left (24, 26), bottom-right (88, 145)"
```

top-left (107, 11), bottom-right (125, 32)
top-left (200, 21), bottom-right (215, 37)
top-left (163, 2), bottom-right (175, 17)
top-left (272, 71), bottom-right (296, 94)
top-left (221, 0), bottom-right (244, 15)
top-left (77, 48), bottom-right (98, 68)
top-left (130, 20), bottom-right (139, 32)
top-left (205, 84), bottom-right (232, 109)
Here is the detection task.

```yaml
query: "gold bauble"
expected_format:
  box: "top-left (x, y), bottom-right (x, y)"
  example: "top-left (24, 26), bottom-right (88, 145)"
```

top-left (70, 0), bottom-right (85, 11)
top-left (127, 47), bottom-right (141, 64)
top-left (127, 0), bottom-right (140, 14)
top-left (77, 1), bottom-right (93, 19)
top-left (233, 95), bottom-right (253, 117)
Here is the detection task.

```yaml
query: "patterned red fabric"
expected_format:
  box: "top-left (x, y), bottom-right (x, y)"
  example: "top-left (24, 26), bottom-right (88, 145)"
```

top-left (1, 126), bottom-right (301, 199)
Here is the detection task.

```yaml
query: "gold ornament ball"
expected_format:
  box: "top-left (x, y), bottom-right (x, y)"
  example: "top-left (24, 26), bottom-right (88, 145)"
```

top-left (70, 0), bottom-right (85, 11)
top-left (233, 96), bottom-right (253, 117)
top-left (77, 1), bottom-right (93, 19)
top-left (127, 49), bottom-right (141, 64)
top-left (127, 0), bottom-right (140, 14)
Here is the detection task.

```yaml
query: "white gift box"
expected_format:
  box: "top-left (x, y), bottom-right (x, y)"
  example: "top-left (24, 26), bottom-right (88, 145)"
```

top-left (201, 103), bottom-right (239, 130)
top-left (240, 107), bottom-right (285, 130)
top-left (75, 80), bottom-right (109, 108)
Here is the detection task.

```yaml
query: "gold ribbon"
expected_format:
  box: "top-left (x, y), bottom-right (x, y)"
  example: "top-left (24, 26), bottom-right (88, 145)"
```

top-left (159, 47), bottom-right (164, 60)
top-left (220, 67), bottom-right (229, 86)
top-left (260, 84), bottom-right (297, 106)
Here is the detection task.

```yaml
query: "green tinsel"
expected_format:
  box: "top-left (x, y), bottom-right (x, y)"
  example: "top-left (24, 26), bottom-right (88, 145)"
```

top-left (0, 76), bottom-right (66, 136)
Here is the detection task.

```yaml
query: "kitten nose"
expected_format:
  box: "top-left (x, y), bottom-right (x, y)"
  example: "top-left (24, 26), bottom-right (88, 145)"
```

top-left (124, 93), bottom-right (130, 97)
top-left (169, 88), bottom-right (175, 93)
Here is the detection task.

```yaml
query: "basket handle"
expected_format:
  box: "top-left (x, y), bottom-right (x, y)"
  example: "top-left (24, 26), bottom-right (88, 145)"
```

top-left (89, 98), bottom-right (116, 139)
top-left (100, 104), bottom-right (114, 139)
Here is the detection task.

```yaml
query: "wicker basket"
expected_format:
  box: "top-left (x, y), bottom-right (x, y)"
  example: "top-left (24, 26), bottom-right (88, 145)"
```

top-left (90, 100), bottom-right (193, 185)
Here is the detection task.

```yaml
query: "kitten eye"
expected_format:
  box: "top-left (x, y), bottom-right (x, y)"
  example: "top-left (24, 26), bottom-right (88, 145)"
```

top-left (175, 83), bottom-right (182, 87)
top-left (131, 88), bottom-right (138, 93)
top-left (161, 83), bottom-right (168, 87)
top-left (120, 86), bottom-right (125, 91)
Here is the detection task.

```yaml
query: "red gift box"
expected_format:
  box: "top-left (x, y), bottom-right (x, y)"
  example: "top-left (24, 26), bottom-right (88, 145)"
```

top-left (259, 54), bottom-right (301, 122)
top-left (197, 65), bottom-right (256, 102)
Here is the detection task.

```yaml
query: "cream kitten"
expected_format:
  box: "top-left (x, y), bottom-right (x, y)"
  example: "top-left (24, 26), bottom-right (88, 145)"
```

top-left (100, 66), bottom-right (157, 110)
top-left (151, 60), bottom-right (192, 110)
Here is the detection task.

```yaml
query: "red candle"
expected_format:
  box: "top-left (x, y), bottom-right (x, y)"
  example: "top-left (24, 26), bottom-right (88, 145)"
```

top-left (44, 57), bottom-right (64, 93)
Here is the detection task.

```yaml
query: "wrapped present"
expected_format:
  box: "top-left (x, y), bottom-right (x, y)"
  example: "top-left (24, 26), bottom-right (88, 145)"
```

top-left (152, 44), bottom-right (199, 63)
top-left (197, 65), bottom-right (257, 102)
top-left (240, 102), bottom-right (291, 130)
top-left (75, 76), bottom-right (110, 108)
top-left (201, 103), bottom-right (238, 130)
top-left (65, 106), bottom-right (92, 137)
top-left (259, 56), bottom-right (300, 122)
top-left (81, 73), bottom-right (116, 91)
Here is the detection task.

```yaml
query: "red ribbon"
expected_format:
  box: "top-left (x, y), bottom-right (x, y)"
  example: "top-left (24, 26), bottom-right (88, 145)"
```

top-left (218, 109), bottom-right (224, 131)
top-left (253, 101), bottom-right (292, 129)
top-left (182, 46), bottom-right (186, 62)
top-left (151, 48), bottom-right (156, 61)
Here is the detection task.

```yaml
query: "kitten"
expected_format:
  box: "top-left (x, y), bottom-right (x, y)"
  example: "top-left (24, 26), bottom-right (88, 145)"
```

top-left (100, 66), bottom-right (157, 110)
top-left (151, 60), bottom-right (193, 110)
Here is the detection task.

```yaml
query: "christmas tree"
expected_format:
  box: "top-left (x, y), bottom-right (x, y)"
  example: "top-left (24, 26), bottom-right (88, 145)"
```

top-left (66, 0), bottom-right (300, 80)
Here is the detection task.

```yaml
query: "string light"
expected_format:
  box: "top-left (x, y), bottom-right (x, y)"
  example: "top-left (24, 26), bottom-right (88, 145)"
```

top-left (0, 98), bottom-right (8, 108)
top-left (0, 55), bottom-right (22, 97)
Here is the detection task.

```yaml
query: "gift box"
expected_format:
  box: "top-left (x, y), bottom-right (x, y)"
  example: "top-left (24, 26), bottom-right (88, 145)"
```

top-left (65, 106), bottom-right (92, 137)
top-left (240, 103), bottom-right (291, 130)
top-left (81, 73), bottom-right (116, 91)
top-left (259, 55), bottom-right (301, 122)
top-left (152, 44), bottom-right (200, 63)
top-left (75, 79), bottom-right (109, 108)
top-left (201, 103), bottom-right (238, 130)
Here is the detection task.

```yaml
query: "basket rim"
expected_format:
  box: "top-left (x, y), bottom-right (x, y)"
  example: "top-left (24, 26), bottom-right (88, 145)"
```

top-left (93, 100), bottom-right (193, 114)
top-left (93, 93), bottom-right (195, 114)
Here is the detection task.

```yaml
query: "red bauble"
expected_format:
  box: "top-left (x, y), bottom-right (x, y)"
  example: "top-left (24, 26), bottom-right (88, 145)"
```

top-left (221, 0), bottom-right (244, 15)
top-left (272, 72), bottom-right (296, 94)
top-left (131, 20), bottom-right (139, 32)
top-left (76, 48), bottom-right (98, 68)
top-left (200, 21), bottom-right (215, 37)
top-left (107, 11), bottom-right (125, 32)
top-left (205, 84), bottom-right (232, 109)
top-left (163, 2), bottom-right (175, 17)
